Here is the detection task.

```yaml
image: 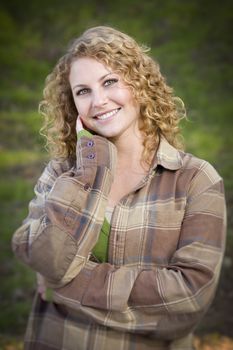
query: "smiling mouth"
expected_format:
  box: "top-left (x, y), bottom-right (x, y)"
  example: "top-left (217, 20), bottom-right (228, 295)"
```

top-left (94, 108), bottom-right (121, 120)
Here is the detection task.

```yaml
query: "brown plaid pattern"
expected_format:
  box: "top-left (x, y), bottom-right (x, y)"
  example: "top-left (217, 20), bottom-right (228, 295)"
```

top-left (12, 136), bottom-right (226, 350)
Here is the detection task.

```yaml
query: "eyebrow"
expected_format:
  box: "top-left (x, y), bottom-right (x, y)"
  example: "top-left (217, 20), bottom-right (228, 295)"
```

top-left (72, 72), bottom-right (113, 90)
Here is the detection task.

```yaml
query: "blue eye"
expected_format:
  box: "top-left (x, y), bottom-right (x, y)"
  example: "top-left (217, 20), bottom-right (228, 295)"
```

top-left (104, 79), bottom-right (118, 87)
top-left (76, 88), bottom-right (89, 96)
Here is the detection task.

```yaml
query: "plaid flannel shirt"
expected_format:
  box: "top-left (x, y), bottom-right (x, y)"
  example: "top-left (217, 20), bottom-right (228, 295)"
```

top-left (12, 136), bottom-right (226, 350)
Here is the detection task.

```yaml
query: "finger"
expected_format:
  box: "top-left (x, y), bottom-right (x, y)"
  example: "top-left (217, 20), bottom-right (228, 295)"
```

top-left (76, 116), bottom-right (84, 133)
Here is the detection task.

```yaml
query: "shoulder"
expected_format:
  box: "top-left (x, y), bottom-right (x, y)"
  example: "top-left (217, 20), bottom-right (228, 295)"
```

top-left (179, 150), bottom-right (223, 195)
top-left (158, 137), bottom-right (222, 187)
top-left (180, 151), bottom-right (222, 182)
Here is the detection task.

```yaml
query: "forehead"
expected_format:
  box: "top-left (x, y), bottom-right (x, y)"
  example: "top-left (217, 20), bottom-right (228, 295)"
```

top-left (69, 57), bottom-right (113, 83)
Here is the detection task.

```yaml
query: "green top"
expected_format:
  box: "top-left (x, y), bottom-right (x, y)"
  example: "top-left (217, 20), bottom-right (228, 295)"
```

top-left (92, 218), bottom-right (110, 262)
top-left (77, 129), bottom-right (93, 139)
top-left (77, 128), bottom-right (110, 263)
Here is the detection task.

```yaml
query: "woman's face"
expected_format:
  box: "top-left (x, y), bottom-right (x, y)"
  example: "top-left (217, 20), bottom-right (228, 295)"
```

top-left (69, 57), bottom-right (141, 141)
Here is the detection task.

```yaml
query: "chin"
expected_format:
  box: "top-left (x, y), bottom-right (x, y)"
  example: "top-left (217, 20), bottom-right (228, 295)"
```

top-left (94, 129), bottom-right (120, 139)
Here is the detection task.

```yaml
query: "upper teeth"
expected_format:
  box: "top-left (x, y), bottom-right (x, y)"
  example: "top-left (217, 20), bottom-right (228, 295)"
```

top-left (96, 109), bottom-right (119, 120)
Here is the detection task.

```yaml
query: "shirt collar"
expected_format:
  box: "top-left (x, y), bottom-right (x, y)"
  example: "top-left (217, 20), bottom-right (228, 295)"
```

top-left (152, 137), bottom-right (183, 170)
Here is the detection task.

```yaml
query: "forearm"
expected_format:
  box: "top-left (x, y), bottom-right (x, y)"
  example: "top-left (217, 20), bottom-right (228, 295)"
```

top-left (49, 240), bottom-right (223, 339)
top-left (12, 135), bottom-right (117, 285)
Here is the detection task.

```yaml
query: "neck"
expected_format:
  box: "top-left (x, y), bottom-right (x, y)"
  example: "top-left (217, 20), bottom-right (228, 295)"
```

top-left (109, 129), bottom-right (146, 169)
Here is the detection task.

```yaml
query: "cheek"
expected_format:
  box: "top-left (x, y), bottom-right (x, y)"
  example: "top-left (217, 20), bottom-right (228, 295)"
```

top-left (73, 98), bottom-right (88, 117)
top-left (112, 86), bottom-right (135, 106)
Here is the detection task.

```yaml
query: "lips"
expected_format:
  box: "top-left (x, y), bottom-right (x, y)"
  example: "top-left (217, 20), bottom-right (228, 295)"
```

top-left (94, 108), bottom-right (121, 120)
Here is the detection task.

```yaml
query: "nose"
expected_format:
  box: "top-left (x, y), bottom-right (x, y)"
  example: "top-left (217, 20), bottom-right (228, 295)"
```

top-left (92, 88), bottom-right (108, 108)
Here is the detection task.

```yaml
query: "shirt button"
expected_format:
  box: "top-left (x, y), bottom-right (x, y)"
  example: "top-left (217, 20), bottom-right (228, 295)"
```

top-left (87, 140), bottom-right (94, 147)
top-left (84, 183), bottom-right (91, 191)
top-left (87, 153), bottom-right (95, 159)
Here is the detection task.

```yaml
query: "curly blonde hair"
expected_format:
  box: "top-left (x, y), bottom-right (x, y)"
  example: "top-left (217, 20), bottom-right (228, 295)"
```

top-left (40, 26), bottom-right (186, 163)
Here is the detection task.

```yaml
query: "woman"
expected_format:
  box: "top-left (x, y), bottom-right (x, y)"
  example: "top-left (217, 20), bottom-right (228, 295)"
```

top-left (12, 26), bottom-right (226, 350)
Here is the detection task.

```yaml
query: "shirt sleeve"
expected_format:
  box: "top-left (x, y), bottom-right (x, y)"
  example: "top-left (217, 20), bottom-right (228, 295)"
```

top-left (12, 135), bottom-right (117, 287)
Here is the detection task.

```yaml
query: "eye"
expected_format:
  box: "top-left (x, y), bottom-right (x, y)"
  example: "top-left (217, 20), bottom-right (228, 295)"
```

top-left (104, 78), bottom-right (118, 87)
top-left (76, 88), bottom-right (90, 96)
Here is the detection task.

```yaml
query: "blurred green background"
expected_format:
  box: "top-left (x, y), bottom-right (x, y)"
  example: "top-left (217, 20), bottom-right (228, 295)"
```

top-left (0, 0), bottom-right (232, 346)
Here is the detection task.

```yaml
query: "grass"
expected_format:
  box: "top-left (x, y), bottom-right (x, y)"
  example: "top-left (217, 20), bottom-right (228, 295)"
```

top-left (0, 151), bottom-right (44, 169)
top-left (0, 178), bottom-right (36, 334)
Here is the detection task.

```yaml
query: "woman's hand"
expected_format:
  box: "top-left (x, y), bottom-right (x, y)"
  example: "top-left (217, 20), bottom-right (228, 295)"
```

top-left (76, 116), bottom-right (84, 133)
